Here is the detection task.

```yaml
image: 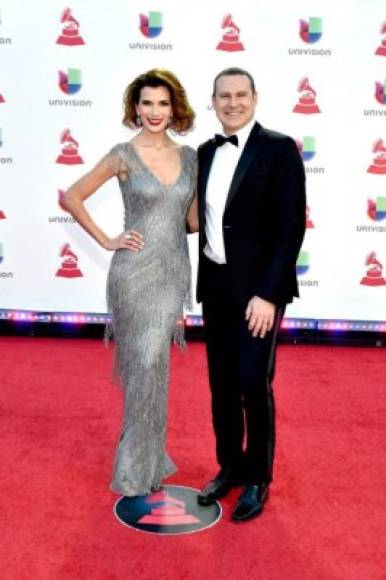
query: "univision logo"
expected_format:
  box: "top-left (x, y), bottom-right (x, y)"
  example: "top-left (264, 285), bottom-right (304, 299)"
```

top-left (0, 128), bottom-right (13, 164)
top-left (356, 196), bottom-right (386, 233)
top-left (363, 80), bottom-right (386, 116)
top-left (368, 197), bottom-right (386, 221)
top-left (296, 250), bottom-right (310, 275)
top-left (297, 251), bottom-right (319, 286)
top-left (0, 240), bottom-right (13, 277)
top-left (299, 17), bottom-right (322, 43)
top-left (130, 12), bottom-right (171, 50)
top-left (49, 69), bottom-right (92, 107)
top-left (59, 68), bottom-right (82, 94)
top-left (289, 16), bottom-right (330, 55)
top-left (297, 136), bottom-right (316, 162)
top-left (375, 80), bottom-right (386, 105)
top-left (0, 8), bottom-right (12, 45)
top-left (140, 12), bottom-right (162, 38)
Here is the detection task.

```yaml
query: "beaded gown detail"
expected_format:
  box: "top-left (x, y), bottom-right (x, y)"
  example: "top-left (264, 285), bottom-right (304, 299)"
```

top-left (106, 142), bottom-right (196, 497)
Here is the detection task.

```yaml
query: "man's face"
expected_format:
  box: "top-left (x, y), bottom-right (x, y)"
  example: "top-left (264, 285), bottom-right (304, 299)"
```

top-left (212, 74), bottom-right (257, 135)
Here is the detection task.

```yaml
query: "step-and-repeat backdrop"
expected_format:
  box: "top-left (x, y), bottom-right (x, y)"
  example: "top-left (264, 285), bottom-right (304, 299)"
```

top-left (1, 0), bottom-right (385, 321)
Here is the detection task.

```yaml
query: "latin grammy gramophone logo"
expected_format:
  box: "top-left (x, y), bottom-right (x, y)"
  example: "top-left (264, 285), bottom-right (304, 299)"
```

top-left (375, 22), bottom-right (386, 56)
top-left (360, 252), bottom-right (386, 286)
top-left (367, 139), bottom-right (386, 175)
top-left (0, 209), bottom-right (5, 220)
top-left (56, 8), bottom-right (85, 46)
top-left (306, 205), bottom-right (314, 228)
top-left (114, 485), bottom-right (221, 535)
top-left (55, 129), bottom-right (84, 165)
top-left (216, 14), bottom-right (244, 52)
top-left (0, 94), bottom-right (5, 103)
top-left (293, 78), bottom-right (321, 114)
top-left (139, 489), bottom-right (199, 525)
top-left (55, 243), bottom-right (83, 278)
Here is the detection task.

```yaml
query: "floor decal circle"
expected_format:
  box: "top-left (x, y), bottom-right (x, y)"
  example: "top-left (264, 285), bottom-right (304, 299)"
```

top-left (114, 485), bottom-right (222, 535)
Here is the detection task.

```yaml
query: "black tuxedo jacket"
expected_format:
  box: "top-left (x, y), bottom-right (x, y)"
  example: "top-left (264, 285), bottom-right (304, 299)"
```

top-left (197, 122), bottom-right (306, 307)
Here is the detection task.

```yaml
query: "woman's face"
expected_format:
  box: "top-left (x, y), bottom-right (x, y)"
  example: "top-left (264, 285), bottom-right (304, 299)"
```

top-left (135, 85), bottom-right (173, 133)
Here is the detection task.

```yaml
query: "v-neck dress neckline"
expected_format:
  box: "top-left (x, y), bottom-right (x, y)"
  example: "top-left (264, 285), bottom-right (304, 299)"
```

top-left (128, 142), bottom-right (185, 189)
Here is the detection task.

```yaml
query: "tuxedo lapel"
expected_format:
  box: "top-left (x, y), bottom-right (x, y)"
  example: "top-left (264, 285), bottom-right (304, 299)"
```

top-left (225, 122), bottom-right (263, 211)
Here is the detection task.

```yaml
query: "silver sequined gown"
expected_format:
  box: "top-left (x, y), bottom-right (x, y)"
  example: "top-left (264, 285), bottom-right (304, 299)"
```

top-left (106, 142), bottom-right (196, 497)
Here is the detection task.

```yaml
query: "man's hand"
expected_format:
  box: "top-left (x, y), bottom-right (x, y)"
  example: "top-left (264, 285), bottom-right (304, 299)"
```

top-left (245, 296), bottom-right (276, 338)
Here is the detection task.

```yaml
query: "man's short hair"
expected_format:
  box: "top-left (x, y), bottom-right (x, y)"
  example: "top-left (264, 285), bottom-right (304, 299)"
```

top-left (212, 67), bottom-right (256, 96)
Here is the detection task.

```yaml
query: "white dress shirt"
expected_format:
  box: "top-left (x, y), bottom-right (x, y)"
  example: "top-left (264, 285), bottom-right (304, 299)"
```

top-left (204, 118), bottom-right (256, 264)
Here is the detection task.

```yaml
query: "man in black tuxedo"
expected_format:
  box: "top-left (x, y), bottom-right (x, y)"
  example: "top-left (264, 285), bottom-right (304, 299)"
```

top-left (196, 68), bottom-right (306, 522)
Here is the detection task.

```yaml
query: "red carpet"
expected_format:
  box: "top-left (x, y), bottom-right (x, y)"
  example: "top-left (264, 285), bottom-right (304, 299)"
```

top-left (0, 337), bottom-right (385, 580)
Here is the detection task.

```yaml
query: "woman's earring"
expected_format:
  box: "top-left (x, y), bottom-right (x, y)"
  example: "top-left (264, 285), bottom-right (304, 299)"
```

top-left (167, 115), bottom-right (173, 128)
top-left (136, 115), bottom-right (142, 127)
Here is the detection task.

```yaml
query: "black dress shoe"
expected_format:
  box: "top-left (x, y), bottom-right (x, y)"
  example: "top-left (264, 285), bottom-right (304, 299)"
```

top-left (231, 484), bottom-right (269, 522)
top-left (197, 470), bottom-right (242, 506)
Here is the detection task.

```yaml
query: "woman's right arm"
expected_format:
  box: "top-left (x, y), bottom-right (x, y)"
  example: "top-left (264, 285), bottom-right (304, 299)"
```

top-left (63, 156), bottom-right (143, 252)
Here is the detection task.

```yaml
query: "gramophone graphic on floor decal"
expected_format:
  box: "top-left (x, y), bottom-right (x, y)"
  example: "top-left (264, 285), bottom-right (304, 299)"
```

top-left (138, 489), bottom-right (200, 526)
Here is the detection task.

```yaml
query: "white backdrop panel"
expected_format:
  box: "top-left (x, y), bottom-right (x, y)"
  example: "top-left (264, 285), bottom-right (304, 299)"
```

top-left (0, 0), bottom-right (385, 320)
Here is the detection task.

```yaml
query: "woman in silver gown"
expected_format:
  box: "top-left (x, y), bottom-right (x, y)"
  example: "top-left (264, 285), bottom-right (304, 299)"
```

top-left (64, 69), bottom-right (198, 497)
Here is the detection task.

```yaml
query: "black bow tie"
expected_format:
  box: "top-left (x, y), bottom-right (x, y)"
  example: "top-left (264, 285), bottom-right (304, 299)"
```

top-left (214, 134), bottom-right (238, 147)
